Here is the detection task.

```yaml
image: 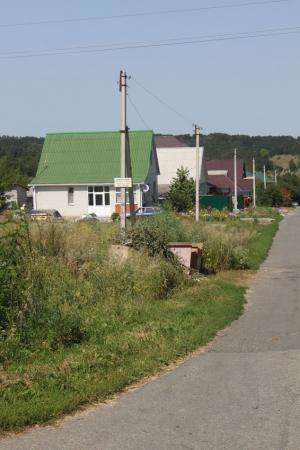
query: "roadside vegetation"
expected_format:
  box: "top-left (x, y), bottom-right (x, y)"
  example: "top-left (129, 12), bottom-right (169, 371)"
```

top-left (0, 211), bottom-right (280, 433)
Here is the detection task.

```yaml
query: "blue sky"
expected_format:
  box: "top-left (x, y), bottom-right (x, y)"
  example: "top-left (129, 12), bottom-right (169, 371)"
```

top-left (1, 0), bottom-right (299, 137)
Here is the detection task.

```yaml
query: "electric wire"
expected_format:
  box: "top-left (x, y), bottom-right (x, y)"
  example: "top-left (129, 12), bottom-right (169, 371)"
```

top-left (0, 25), bottom-right (299, 60)
top-left (0, 0), bottom-right (290, 29)
top-left (1, 25), bottom-right (298, 56)
top-left (127, 93), bottom-right (152, 130)
top-left (130, 77), bottom-right (194, 127)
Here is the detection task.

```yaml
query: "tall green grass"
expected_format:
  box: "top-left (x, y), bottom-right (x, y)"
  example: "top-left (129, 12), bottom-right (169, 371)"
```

top-left (0, 212), bottom-right (279, 433)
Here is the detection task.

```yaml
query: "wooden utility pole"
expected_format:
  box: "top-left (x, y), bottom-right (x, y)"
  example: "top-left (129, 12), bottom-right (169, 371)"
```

top-left (233, 148), bottom-right (238, 212)
top-left (195, 125), bottom-right (201, 222)
top-left (253, 157), bottom-right (256, 208)
top-left (275, 169), bottom-right (278, 184)
top-left (120, 70), bottom-right (127, 230)
top-left (263, 165), bottom-right (267, 190)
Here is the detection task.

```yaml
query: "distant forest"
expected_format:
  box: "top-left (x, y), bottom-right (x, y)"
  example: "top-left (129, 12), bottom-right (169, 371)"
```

top-left (177, 133), bottom-right (300, 169)
top-left (0, 133), bottom-right (300, 188)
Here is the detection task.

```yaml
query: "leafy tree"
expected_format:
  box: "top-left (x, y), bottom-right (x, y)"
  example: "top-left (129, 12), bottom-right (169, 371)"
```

top-left (167, 167), bottom-right (195, 213)
top-left (0, 157), bottom-right (28, 209)
top-left (260, 148), bottom-right (270, 158)
top-left (257, 183), bottom-right (283, 207)
top-left (278, 173), bottom-right (300, 202)
top-left (0, 157), bottom-right (28, 189)
top-left (0, 135), bottom-right (43, 179)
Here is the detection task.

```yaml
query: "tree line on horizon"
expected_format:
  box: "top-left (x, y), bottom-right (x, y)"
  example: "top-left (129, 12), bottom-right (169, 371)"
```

top-left (0, 133), bottom-right (300, 191)
top-left (177, 132), bottom-right (300, 170)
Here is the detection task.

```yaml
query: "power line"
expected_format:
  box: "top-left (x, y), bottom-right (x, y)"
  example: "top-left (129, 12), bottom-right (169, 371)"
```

top-left (127, 93), bottom-right (152, 130)
top-left (130, 77), bottom-right (194, 127)
top-left (0, 0), bottom-right (290, 29)
top-left (0, 25), bottom-right (299, 60)
top-left (2, 25), bottom-right (298, 56)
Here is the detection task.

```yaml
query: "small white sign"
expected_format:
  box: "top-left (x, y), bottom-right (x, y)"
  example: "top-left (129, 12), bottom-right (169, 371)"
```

top-left (114, 177), bottom-right (133, 188)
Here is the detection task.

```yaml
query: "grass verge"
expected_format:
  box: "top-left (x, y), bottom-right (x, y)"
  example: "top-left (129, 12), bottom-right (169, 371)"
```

top-left (0, 218), bottom-right (280, 434)
top-left (1, 276), bottom-right (245, 433)
top-left (247, 220), bottom-right (280, 270)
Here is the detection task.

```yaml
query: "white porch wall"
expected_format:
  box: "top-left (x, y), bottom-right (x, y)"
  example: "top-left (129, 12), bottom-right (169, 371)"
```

top-left (35, 186), bottom-right (89, 217)
top-left (34, 185), bottom-right (143, 217)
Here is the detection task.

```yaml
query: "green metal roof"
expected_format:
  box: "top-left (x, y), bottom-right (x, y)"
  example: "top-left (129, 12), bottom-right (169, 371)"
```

top-left (30, 130), bottom-right (154, 185)
top-left (246, 171), bottom-right (273, 183)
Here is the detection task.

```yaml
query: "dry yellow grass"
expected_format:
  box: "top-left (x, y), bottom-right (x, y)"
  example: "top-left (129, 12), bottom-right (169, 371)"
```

top-left (271, 154), bottom-right (300, 170)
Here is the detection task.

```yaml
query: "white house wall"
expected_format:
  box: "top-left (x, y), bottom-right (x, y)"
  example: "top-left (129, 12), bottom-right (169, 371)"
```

top-left (157, 146), bottom-right (207, 194)
top-left (34, 185), bottom-right (144, 218)
top-left (35, 186), bottom-right (89, 217)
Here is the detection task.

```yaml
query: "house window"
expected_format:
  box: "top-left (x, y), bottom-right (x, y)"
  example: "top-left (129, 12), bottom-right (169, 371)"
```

top-left (88, 186), bottom-right (110, 206)
top-left (68, 187), bottom-right (74, 205)
top-left (88, 194), bottom-right (94, 206)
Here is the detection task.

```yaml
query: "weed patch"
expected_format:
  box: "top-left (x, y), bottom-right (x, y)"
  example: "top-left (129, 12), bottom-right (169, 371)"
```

top-left (0, 213), bottom-right (280, 433)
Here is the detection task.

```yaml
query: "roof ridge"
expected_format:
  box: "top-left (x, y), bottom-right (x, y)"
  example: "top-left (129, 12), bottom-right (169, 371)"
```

top-left (47, 130), bottom-right (153, 136)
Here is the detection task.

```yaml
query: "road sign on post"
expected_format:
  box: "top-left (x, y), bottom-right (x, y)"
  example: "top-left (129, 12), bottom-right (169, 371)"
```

top-left (114, 178), bottom-right (133, 188)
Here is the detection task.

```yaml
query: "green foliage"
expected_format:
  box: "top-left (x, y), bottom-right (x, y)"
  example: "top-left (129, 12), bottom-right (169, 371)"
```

top-left (130, 212), bottom-right (188, 257)
top-left (111, 212), bottom-right (120, 222)
top-left (167, 167), bottom-right (195, 212)
top-left (279, 173), bottom-right (300, 202)
top-left (1, 134), bottom-right (299, 184)
top-left (194, 223), bottom-right (255, 273)
top-left (0, 214), bottom-right (279, 433)
top-left (0, 275), bottom-right (246, 433)
top-left (177, 132), bottom-right (300, 171)
top-left (0, 156), bottom-right (28, 192)
top-left (0, 219), bottom-right (29, 332)
top-left (257, 183), bottom-right (283, 207)
top-left (0, 136), bottom-right (43, 178)
top-left (130, 212), bottom-right (260, 274)
top-left (246, 221), bottom-right (279, 270)
top-left (260, 148), bottom-right (269, 158)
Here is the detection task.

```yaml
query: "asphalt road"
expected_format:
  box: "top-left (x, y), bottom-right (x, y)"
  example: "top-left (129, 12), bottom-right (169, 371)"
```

top-left (2, 210), bottom-right (300, 450)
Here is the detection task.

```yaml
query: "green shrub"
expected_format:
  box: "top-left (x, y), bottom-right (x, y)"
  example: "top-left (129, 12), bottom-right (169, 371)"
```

top-left (194, 223), bottom-right (253, 273)
top-left (0, 220), bottom-right (27, 333)
top-left (0, 213), bottom-right (261, 363)
top-left (129, 213), bottom-right (189, 257)
top-left (111, 212), bottom-right (120, 222)
top-left (257, 183), bottom-right (283, 207)
top-left (167, 167), bottom-right (195, 213)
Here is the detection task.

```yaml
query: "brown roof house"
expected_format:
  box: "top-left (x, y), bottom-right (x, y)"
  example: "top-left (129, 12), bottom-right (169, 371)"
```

top-left (206, 159), bottom-right (252, 196)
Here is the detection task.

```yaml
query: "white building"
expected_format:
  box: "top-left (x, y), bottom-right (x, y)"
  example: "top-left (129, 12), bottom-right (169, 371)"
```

top-left (155, 135), bottom-right (207, 197)
top-left (30, 130), bottom-right (159, 218)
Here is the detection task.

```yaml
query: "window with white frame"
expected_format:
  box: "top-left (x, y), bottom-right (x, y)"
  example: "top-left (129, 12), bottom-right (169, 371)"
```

top-left (68, 187), bottom-right (74, 205)
top-left (88, 186), bottom-right (110, 206)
